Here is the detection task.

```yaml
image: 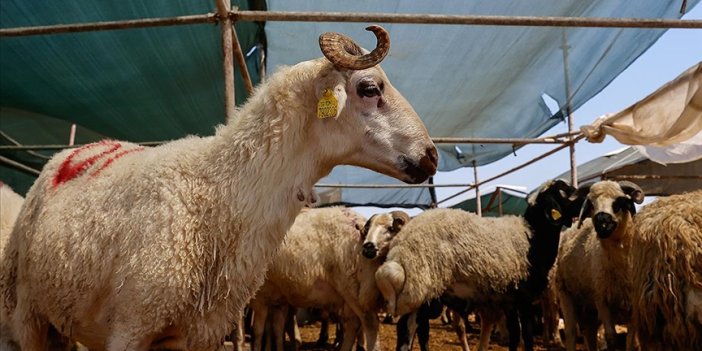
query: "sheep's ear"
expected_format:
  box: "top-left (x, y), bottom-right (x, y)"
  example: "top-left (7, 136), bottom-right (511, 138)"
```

top-left (390, 211), bottom-right (410, 232)
top-left (361, 215), bottom-right (375, 239)
top-left (315, 70), bottom-right (348, 120)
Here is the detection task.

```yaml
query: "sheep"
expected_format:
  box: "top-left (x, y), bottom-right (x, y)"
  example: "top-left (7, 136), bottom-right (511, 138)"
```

top-left (556, 180), bottom-right (644, 351)
top-left (0, 182), bottom-right (24, 351)
top-left (250, 207), bottom-right (410, 351)
top-left (0, 25), bottom-right (437, 351)
top-left (376, 179), bottom-right (587, 351)
top-left (630, 189), bottom-right (702, 351)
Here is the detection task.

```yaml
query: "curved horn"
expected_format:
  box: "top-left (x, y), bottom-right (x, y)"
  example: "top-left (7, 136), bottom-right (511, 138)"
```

top-left (319, 25), bottom-right (390, 70)
top-left (618, 181), bottom-right (645, 204)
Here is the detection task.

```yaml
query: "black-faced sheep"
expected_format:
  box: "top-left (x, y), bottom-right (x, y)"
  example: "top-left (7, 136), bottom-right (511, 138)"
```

top-left (630, 189), bottom-right (702, 351)
top-left (376, 179), bottom-right (587, 351)
top-left (0, 26), bottom-right (437, 351)
top-left (556, 180), bottom-right (644, 351)
top-left (250, 207), bottom-right (409, 351)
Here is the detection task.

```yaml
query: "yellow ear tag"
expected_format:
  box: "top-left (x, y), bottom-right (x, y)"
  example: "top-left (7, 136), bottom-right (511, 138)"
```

top-left (317, 89), bottom-right (338, 119)
top-left (551, 209), bottom-right (562, 221)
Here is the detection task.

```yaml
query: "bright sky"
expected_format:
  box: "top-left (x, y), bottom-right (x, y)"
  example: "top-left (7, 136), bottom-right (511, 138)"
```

top-left (356, 5), bottom-right (702, 218)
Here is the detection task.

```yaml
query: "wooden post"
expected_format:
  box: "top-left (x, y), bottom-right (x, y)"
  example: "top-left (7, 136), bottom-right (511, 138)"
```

top-left (230, 8), bottom-right (255, 96)
top-left (497, 187), bottom-right (503, 216)
top-left (561, 31), bottom-right (577, 187)
top-left (68, 124), bottom-right (76, 146)
top-left (473, 160), bottom-right (481, 216)
top-left (217, 0), bottom-right (236, 120)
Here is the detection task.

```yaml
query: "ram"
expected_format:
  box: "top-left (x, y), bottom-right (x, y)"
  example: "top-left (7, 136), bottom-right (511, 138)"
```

top-left (0, 26), bottom-right (437, 351)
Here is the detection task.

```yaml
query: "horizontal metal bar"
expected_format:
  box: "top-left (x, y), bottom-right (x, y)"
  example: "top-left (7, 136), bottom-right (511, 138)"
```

top-left (432, 137), bottom-right (567, 144)
top-left (2, 10), bottom-right (701, 38)
top-left (0, 13), bottom-right (217, 37)
top-left (315, 183), bottom-right (474, 189)
top-left (605, 174), bottom-right (702, 180)
top-left (0, 134), bottom-right (578, 151)
top-left (233, 11), bottom-right (702, 29)
top-left (0, 155), bottom-right (41, 175)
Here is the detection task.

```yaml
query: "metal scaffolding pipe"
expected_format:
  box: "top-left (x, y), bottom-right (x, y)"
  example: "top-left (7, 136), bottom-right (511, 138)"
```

top-left (0, 14), bottom-right (217, 37)
top-left (437, 135), bottom-right (584, 205)
top-left (0, 155), bottom-right (41, 176)
top-left (231, 16), bottom-right (255, 96)
top-left (217, 0), bottom-right (236, 120)
top-left (233, 11), bottom-right (702, 28)
top-left (2, 11), bottom-right (702, 37)
top-left (561, 31), bottom-right (578, 187)
top-left (315, 183), bottom-right (474, 188)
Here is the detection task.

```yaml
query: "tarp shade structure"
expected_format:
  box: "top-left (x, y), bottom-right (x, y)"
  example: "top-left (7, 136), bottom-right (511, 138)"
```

top-left (267, 0), bottom-right (699, 208)
top-left (0, 0), bottom-right (265, 194)
top-left (451, 187), bottom-right (527, 217)
top-left (556, 147), bottom-right (702, 196)
top-left (581, 62), bottom-right (702, 147)
top-left (1, 1), bottom-right (699, 206)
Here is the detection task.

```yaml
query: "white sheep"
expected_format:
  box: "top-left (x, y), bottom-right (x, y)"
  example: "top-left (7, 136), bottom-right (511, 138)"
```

top-left (0, 25), bottom-right (437, 351)
top-left (630, 189), bottom-right (702, 350)
top-left (556, 180), bottom-right (644, 351)
top-left (376, 179), bottom-right (586, 351)
top-left (250, 207), bottom-right (409, 351)
top-left (0, 182), bottom-right (23, 351)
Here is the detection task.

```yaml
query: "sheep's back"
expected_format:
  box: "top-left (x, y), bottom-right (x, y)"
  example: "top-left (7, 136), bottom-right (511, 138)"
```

top-left (386, 208), bottom-right (531, 307)
top-left (631, 190), bottom-right (702, 348)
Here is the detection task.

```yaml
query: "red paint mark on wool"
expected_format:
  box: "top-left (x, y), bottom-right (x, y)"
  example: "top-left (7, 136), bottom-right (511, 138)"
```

top-left (52, 140), bottom-right (143, 188)
top-left (91, 147), bottom-right (144, 177)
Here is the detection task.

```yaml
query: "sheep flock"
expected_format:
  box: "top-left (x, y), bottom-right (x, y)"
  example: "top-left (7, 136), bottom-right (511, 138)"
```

top-left (1, 25), bottom-right (701, 351)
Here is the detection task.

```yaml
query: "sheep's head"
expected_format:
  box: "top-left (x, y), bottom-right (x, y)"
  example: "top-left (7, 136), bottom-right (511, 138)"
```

top-left (311, 26), bottom-right (437, 184)
top-left (577, 180), bottom-right (644, 239)
top-left (360, 210), bottom-right (410, 260)
top-left (527, 179), bottom-right (587, 228)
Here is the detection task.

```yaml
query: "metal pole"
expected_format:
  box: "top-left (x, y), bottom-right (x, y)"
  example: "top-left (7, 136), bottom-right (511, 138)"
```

top-left (2, 11), bottom-right (702, 37)
top-left (230, 9), bottom-right (255, 96)
top-left (0, 14), bottom-right (217, 37)
top-left (0, 133), bottom-right (581, 151)
top-left (438, 135), bottom-right (583, 205)
top-left (0, 155), bottom-right (41, 176)
top-left (561, 31), bottom-right (578, 187)
top-left (473, 160), bottom-right (482, 216)
top-left (68, 124), bottom-right (76, 146)
top-left (314, 183), bottom-right (474, 188)
top-left (217, 0), bottom-right (236, 120)
top-left (232, 11), bottom-right (702, 29)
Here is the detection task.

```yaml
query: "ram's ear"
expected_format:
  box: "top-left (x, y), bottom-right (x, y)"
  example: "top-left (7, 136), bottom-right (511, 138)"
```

top-left (314, 70), bottom-right (348, 120)
top-left (390, 211), bottom-right (411, 233)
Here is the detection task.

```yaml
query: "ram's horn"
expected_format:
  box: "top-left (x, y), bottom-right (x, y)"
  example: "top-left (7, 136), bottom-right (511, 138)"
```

top-left (319, 25), bottom-right (390, 70)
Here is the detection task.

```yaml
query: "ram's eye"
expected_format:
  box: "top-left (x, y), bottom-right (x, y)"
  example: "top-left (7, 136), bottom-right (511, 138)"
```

top-left (387, 226), bottom-right (397, 234)
top-left (357, 79), bottom-right (382, 98)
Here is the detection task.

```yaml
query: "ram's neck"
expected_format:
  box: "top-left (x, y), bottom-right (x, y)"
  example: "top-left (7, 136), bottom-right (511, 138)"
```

top-left (521, 206), bottom-right (563, 296)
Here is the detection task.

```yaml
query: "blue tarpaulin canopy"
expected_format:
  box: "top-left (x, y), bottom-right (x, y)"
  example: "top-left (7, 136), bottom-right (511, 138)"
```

top-left (1, 0), bottom-right (698, 207)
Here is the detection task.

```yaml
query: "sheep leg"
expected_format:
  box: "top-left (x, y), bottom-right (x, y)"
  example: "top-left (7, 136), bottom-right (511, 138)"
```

top-left (272, 306), bottom-right (287, 351)
top-left (416, 308), bottom-right (430, 351)
top-left (396, 311), bottom-right (418, 351)
top-left (559, 292), bottom-right (579, 351)
top-left (251, 303), bottom-right (269, 351)
top-left (317, 310), bottom-right (330, 346)
top-left (596, 302), bottom-right (618, 351)
top-left (14, 309), bottom-right (49, 351)
top-left (518, 302), bottom-right (535, 351)
top-left (339, 308), bottom-right (361, 351)
top-left (230, 309), bottom-right (246, 351)
top-left (505, 307), bottom-right (521, 351)
top-left (285, 307), bottom-right (301, 351)
top-left (450, 309), bottom-right (470, 351)
top-left (476, 310), bottom-right (497, 351)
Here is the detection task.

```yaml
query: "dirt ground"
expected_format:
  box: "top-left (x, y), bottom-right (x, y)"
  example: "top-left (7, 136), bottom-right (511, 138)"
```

top-left (264, 319), bottom-right (588, 351)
